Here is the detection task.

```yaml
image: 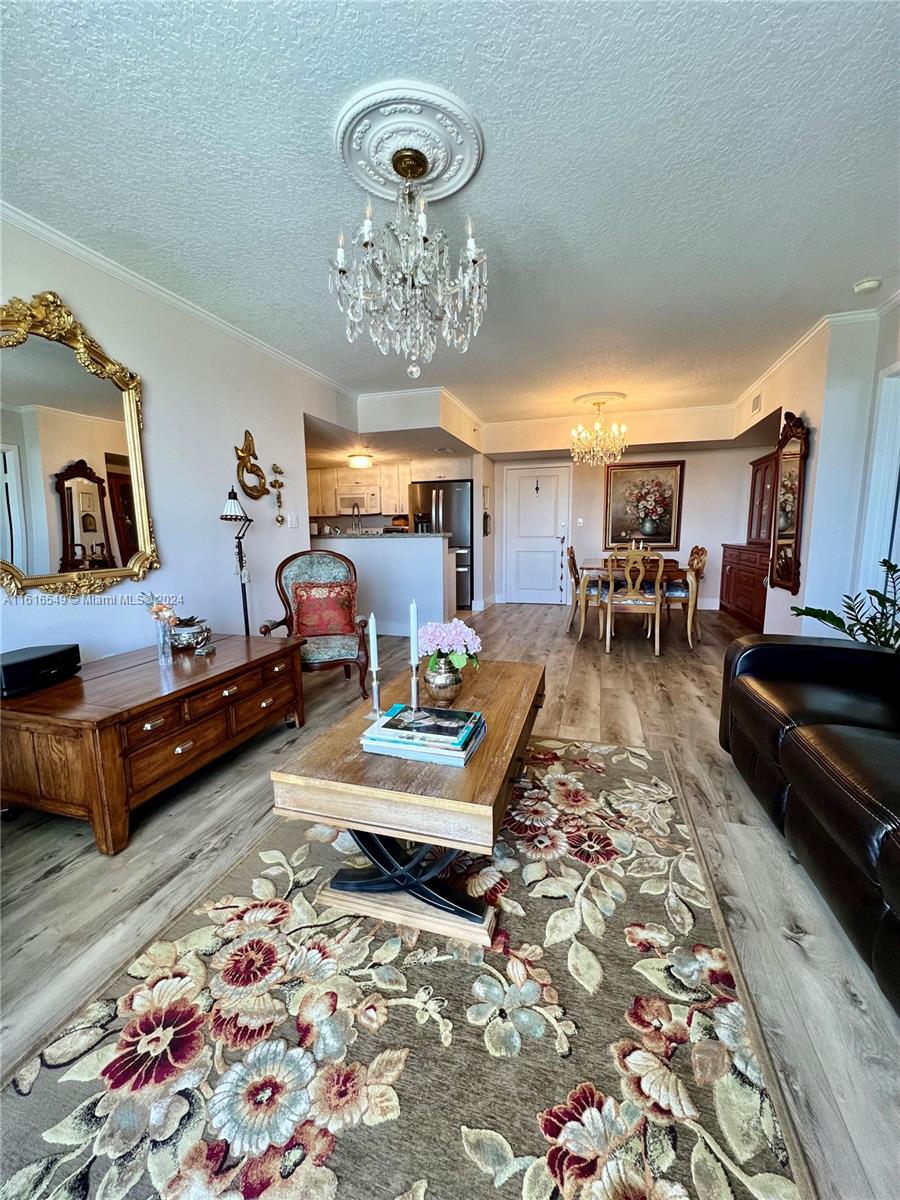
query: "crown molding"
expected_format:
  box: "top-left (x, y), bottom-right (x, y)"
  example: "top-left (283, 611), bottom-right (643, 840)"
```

top-left (1, 203), bottom-right (354, 401)
top-left (480, 401), bottom-right (736, 428)
top-left (356, 387), bottom-right (443, 406)
top-left (731, 308), bottom-right (883, 411)
top-left (438, 386), bottom-right (483, 430)
top-left (877, 287), bottom-right (900, 316)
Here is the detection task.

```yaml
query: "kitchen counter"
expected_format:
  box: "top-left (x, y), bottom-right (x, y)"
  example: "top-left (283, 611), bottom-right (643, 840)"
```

top-left (310, 534), bottom-right (456, 635)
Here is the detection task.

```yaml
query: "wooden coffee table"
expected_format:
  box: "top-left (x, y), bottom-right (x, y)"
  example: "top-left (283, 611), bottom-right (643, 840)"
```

top-left (271, 660), bottom-right (545, 945)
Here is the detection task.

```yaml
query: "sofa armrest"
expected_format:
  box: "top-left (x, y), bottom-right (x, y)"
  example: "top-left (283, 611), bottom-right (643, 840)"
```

top-left (719, 635), bottom-right (897, 752)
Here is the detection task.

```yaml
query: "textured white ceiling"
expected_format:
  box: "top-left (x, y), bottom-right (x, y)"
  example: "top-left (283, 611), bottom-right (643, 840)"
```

top-left (2, 1), bottom-right (897, 423)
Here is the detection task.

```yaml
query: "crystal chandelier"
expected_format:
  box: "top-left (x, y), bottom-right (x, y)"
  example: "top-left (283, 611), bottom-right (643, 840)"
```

top-left (570, 394), bottom-right (628, 466)
top-left (328, 148), bottom-right (487, 379)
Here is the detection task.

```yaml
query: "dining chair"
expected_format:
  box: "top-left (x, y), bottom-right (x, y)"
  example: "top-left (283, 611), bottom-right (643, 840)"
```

top-left (663, 545), bottom-right (707, 649)
top-left (605, 550), bottom-right (665, 656)
top-left (567, 546), bottom-right (605, 640)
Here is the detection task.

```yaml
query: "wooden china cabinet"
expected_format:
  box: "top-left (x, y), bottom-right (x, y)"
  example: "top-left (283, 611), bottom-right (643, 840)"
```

top-left (720, 452), bottom-right (775, 631)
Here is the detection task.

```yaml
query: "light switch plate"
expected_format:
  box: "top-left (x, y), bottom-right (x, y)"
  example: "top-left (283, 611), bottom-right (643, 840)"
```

top-left (287, 512), bottom-right (299, 529)
top-left (577, 517), bottom-right (584, 526)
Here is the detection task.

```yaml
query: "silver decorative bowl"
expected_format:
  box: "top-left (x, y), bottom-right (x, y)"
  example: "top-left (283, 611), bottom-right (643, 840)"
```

top-left (171, 622), bottom-right (212, 652)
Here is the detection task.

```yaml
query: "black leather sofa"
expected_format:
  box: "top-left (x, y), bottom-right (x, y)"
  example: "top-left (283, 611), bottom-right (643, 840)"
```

top-left (719, 635), bottom-right (900, 1011)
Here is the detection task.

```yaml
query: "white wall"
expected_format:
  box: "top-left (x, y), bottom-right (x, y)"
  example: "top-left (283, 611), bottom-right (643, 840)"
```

top-left (736, 315), bottom-right (885, 635)
top-left (568, 448), bottom-right (751, 607)
top-left (1, 219), bottom-right (351, 660)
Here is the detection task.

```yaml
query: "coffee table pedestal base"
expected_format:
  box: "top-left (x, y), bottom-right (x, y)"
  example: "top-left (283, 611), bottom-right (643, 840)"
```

top-left (321, 830), bottom-right (497, 947)
top-left (318, 882), bottom-right (496, 947)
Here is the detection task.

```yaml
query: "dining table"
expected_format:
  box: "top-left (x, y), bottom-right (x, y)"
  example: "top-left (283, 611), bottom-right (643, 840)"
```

top-left (577, 554), bottom-right (691, 642)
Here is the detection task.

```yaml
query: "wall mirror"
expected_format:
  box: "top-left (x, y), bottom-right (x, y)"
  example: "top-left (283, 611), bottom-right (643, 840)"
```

top-left (769, 411), bottom-right (809, 594)
top-left (0, 291), bottom-right (158, 595)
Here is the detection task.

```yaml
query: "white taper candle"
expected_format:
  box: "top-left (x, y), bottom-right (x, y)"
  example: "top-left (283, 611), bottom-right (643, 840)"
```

top-left (368, 612), bottom-right (378, 673)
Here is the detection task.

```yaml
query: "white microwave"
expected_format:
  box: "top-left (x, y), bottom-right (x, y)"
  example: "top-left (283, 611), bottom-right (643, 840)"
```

top-left (336, 487), bottom-right (381, 515)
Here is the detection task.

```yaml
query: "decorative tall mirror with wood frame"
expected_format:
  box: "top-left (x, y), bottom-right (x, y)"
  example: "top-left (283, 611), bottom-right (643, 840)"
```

top-left (0, 292), bottom-right (158, 596)
top-left (769, 411), bottom-right (809, 594)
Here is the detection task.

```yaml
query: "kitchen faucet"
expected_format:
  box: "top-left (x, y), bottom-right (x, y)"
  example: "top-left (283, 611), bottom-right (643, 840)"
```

top-left (350, 501), bottom-right (362, 534)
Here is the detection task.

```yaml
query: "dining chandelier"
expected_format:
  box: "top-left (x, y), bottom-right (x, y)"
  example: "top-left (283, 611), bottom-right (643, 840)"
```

top-left (328, 151), bottom-right (487, 379)
top-left (570, 394), bottom-right (629, 466)
top-left (329, 80), bottom-right (487, 379)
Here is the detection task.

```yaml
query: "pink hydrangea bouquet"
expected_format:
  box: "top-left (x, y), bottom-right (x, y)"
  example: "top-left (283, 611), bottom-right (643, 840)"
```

top-left (418, 618), bottom-right (482, 671)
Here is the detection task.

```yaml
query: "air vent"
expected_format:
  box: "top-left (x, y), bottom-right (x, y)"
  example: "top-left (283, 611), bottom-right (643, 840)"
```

top-left (433, 447), bottom-right (455, 454)
top-left (750, 393), bottom-right (762, 415)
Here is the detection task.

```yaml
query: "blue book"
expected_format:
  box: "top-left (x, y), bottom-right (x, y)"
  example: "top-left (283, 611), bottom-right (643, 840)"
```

top-left (366, 703), bottom-right (482, 749)
top-left (361, 721), bottom-right (487, 768)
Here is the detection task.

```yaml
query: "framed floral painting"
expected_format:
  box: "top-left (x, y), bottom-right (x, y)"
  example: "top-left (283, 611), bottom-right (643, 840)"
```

top-left (604, 460), bottom-right (685, 550)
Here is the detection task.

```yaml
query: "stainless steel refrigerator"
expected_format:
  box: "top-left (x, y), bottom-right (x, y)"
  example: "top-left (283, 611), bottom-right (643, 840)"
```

top-left (408, 479), bottom-right (473, 609)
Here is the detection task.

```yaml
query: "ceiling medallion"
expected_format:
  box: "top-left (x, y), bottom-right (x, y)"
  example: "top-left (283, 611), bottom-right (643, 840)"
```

top-left (570, 394), bottom-right (629, 467)
top-left (329, 81), bottom-right (488, 379)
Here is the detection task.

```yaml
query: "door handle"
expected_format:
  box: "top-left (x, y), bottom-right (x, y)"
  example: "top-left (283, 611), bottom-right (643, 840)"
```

top-left (174, 740), bottom-right (194, 755)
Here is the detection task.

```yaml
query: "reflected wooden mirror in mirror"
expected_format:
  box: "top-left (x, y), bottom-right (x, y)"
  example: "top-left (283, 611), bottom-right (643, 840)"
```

top-left (769, 411), bottom-right (809, 595)
top-left (0, 292), bottom-right (158, 595)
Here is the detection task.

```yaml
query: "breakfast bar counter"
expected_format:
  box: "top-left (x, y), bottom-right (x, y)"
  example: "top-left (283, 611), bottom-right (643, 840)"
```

top-left (310, 534), bottom-right (456, 634)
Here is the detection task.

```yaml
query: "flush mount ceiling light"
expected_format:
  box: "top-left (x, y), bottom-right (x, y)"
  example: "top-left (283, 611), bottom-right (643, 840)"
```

top-left (570, 393), bottom-right (629, 467)
top-left (329, 80), bottom-right (488, 379)
top-left (853, 277), bottom-right (882, 295)
top-left (348, 453), bottom-right (374, 470)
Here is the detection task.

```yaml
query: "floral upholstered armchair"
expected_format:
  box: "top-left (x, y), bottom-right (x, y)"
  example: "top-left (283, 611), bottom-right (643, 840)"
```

top-left (259, 550), bottom-right (368, 698)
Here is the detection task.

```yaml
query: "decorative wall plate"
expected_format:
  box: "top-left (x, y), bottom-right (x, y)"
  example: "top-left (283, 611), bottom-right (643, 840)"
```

top-left (335, 79), bottom-right (484, 201)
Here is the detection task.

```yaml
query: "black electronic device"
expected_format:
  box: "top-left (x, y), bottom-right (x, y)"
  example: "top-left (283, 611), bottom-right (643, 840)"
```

top-left (0, 644), bottom-right (81, 698)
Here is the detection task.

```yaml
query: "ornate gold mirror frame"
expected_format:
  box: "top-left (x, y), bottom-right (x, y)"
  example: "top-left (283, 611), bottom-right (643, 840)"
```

top-left (0, 291), bottom-right (159, 596)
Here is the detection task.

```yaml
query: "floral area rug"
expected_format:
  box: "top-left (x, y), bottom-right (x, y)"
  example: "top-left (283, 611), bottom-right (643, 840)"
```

top-left (0, 740), bottom-right (800, 1200)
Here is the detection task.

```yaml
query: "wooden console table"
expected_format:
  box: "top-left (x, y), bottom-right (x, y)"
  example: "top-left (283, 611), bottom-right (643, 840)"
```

top-left (1, 635), bottom-right (304, 854)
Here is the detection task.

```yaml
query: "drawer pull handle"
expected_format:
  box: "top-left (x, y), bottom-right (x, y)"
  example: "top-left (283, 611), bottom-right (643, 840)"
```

top-left (142, 718), bottom-right (165, 732)
top-left (174, 740), bottom-right (194, 755)
top-left (272, 664), bottom-right (286, 673)
top-left (259, 696), bottom-right (275, 709)
top-left (222, 686), bottom-right (238, 697)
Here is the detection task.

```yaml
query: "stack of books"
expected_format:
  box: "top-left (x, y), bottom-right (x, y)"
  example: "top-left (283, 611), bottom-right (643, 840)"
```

top-left (361, 703), bottom-right (486, 767)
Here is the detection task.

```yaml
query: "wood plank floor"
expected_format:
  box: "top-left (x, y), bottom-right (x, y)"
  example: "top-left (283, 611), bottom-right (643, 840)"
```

top-left (2, 607), bottom-right (898, 1198)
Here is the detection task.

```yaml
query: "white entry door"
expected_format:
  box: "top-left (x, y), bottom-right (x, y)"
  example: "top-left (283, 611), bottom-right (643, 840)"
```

top-left (504, 465), bottom-right (571, 603)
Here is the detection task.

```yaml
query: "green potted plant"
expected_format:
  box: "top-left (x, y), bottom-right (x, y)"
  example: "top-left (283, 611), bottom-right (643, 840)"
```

top-left (791, 559), bottom-right (899, 650)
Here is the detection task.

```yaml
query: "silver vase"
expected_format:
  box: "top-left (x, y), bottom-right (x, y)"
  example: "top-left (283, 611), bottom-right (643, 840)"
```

top-left (423, 653), bottom-right (463, 705)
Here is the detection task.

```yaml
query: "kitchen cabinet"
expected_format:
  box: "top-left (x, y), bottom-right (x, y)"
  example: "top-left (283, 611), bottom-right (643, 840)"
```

top-left (398, 461), bottom-right (411, 508)
top-left (306, 470), bottom-right (321, 518)
top-left (318, 468), bottom-right (338, 516)
top-left (306, 468), bottom-right (338, 517)
top-left (380, 464), bottom-right (405, 514)
top-left (410, 456), bottom-right (472, 481)
top-left (336, 466), bottom-right (380, 488)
